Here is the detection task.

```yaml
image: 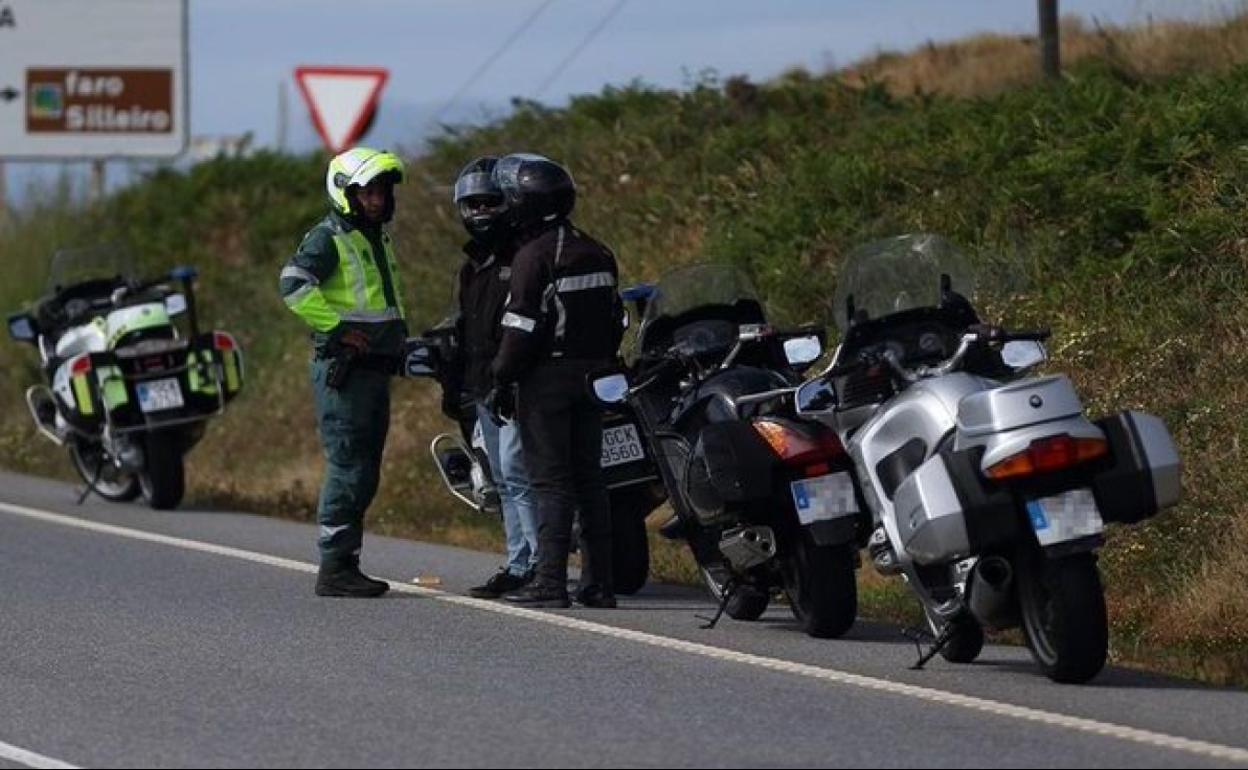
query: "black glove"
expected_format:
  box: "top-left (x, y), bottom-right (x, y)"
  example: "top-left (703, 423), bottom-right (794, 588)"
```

top-left (483, 384), bottom-right (516, 426)
top-left (441, 387), bottom-right (467, 421)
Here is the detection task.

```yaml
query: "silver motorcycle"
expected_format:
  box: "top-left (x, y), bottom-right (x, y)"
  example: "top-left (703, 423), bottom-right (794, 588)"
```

top-left (795, 234), bottom-right (1181, 683)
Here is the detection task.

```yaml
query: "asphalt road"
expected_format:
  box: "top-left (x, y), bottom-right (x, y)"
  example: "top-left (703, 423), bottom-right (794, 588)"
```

top-left (0, 468), bottom-right (1245, 769)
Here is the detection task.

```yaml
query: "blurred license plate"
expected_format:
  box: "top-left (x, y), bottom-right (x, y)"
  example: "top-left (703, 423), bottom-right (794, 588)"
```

top-left (1026, 489), bottom-right (1104, 547)
top-left (791, 472), bottom-right (859, 525)
top-left (137, 378), bottom-right (184, 413)
top-left (601, 423), bottom-right (644, 468)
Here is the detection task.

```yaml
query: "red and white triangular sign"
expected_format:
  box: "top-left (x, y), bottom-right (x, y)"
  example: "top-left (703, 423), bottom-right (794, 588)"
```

top-left (294, 66), bottom-right (389, 154)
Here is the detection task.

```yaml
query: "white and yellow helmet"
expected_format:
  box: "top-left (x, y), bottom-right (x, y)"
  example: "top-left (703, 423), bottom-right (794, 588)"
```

top-left (326, 147), bottom-right (406, 216)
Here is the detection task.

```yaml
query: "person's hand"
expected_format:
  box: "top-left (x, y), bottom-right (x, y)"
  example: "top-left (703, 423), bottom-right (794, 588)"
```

top-left (483, 384), bottom-right (516, 425)
top-left (441, 388), bottom-right (466, 421)
top-left (336, 328), bottom-right (371, 356)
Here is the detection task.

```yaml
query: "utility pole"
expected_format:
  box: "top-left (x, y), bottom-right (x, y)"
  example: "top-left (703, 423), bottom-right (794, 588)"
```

top-left (89, 159), bottom-right (106, 204)
top-left (1039, 0), bottom-right (1061, 79)
top-left (0, 160), bottom-right (8, 229)
top-left (278, 80), bottom-right (289, 153)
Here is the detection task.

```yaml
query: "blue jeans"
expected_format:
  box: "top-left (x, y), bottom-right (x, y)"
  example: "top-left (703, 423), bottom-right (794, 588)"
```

top-left (476, 403), bottom-right (539, 576)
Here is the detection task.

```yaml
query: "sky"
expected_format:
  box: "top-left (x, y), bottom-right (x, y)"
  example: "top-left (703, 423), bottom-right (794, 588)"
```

top-left (3, 0), bottom-right (1228, 201)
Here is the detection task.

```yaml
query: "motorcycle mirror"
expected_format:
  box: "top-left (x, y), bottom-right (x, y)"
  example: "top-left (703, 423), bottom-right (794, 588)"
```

top-left (590, 373), bottom-right (630, 406)
top-left (164, 293), bottom-right (189, 317)
top-left (783, 335), bottom-right (822, 367)
top-left (7, 312), bottom-right (37, 342)
top-left (1002, 340), bottom-right (1047, 371)
top-left (795, 378), bottom-right (838, 415)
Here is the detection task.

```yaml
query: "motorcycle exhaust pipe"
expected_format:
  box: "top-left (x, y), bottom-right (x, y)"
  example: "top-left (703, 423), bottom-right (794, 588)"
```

top-left (967, 556), bottom-right (1015, 628)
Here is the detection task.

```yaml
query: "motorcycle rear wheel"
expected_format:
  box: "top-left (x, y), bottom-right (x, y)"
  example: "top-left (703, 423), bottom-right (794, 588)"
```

top-left (783, 537), bottom-right (858, 639)
top-left (610, 493), bottom-right (651, 596)
top-left (139, 430), bottom-right (186, 510)
top-left (1019, 551), bottom-right (1108, 684)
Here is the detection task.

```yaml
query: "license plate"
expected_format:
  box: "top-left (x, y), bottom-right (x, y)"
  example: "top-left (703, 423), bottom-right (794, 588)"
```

top-left (1026, 489), bottom-right (1104, 547)
top-left (136, 378), bottom-right (184, 413)
top-left (601, 423), bottom-right (644, 468)
top-left (791, 472), bottom-right (859, 526)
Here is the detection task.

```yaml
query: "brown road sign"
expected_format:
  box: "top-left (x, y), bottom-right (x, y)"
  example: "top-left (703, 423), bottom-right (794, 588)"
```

top-left (26, 68), bottom-right (173, 134)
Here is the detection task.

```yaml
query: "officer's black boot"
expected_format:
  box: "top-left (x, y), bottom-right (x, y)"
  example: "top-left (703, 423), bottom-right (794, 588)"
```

top-left (315, 556), bottom-right (389, 597)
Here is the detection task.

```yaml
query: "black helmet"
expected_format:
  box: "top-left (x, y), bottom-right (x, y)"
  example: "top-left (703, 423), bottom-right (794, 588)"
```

top-left (492, 153), bottom-right (576, 232)
top-left (453, 156), bottom-right (506, 241)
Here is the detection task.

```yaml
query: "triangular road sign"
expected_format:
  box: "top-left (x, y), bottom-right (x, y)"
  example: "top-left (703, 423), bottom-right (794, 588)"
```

top-left (294, 66), bottom-right (389, 154)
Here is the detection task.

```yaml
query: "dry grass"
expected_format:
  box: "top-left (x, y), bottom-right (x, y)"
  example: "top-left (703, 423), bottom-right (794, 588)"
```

top-left (843, 14), bottom-right (1248, 98)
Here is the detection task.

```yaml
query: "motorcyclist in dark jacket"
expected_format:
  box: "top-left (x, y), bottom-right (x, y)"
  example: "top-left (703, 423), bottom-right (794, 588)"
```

top-left (487, 153), bottom-right (625, 609)
top-left (443, 156), bottom-right (539, 599)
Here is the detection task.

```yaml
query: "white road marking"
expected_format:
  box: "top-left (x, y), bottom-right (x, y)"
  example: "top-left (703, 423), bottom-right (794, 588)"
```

top-left (3, 500), bottom-right (1247, 766)
top-left (0, 739), bottom-right (79, 769)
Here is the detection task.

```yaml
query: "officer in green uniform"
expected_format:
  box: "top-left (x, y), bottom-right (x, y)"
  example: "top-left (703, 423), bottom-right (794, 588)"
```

top-left (279, 147), bottom-right (408, 597)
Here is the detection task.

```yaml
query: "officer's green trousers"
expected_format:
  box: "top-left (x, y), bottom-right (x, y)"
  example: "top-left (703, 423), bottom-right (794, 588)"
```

top-left (311, 359), bottom-right (391, 565)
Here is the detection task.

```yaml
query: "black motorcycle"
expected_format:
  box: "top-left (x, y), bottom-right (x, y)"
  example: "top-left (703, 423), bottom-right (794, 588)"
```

top-left (590, 265), bottom-right (868, 638)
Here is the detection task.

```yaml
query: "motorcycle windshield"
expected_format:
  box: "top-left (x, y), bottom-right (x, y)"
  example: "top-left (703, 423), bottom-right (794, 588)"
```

top-left (641, 264), bottom-right (763, 326)
top-left (832, 233), bottom-right (975, 333)
top-left (47, 243), bottom-right (136, 292)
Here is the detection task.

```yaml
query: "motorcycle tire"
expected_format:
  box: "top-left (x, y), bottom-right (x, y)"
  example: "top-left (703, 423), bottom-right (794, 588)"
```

top-left (1019, 551), bottom-right (1108, 684)
top-left (140, 430), bottom-right (186, 510)
top-left (783, 536), bottom-right (857, 639)
top-left (610, 496), bottom-right (651, 596)
top-left (69, 440), bottom-right (140, 502)
top-left (699, 563), bottom-right (769, 621)
top-left (938, 612), bottom-right (986, 664)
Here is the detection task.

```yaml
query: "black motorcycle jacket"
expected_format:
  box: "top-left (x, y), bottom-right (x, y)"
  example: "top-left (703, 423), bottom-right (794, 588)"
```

top-left (491, 220), bottom-right (624, 385)
top-left (453, 239), bottom-right (516, 399)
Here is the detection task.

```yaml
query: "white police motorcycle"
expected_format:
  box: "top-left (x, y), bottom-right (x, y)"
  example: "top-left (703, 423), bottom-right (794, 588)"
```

top-left (795, 234), bottom-right (1181, 682)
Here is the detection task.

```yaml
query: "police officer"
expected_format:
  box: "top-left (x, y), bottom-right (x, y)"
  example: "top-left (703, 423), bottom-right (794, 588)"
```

top-left (279, 147), bottom-right (408, 597)
top-left (487, 153), bottom-right (625, 609)
top-left (444, 156), bottom-right (540, 598)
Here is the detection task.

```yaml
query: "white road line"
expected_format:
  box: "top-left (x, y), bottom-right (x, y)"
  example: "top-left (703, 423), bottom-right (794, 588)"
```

top-left (0, 739), bottom-right (79, 770)
top-left (3, 500), bottom-right (1248, 766)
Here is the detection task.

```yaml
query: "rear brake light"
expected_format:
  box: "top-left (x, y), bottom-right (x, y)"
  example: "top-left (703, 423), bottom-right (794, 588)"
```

top-left (213, 331), bottom-right (238, 352)
top-left (69, 353), bottom-right (92, 376)
top-left (985, 435), bottom-right (1108, 481)
top-left (753, 419), bottom-right (846, 469)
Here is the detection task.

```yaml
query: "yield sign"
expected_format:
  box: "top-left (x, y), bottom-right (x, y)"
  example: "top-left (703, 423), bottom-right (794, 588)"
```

top-left (294, 66), bottom-right (389, 154)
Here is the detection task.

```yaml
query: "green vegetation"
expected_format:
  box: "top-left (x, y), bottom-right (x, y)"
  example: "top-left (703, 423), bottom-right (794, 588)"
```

top-left (3, 18), bottom-right (1248, 684)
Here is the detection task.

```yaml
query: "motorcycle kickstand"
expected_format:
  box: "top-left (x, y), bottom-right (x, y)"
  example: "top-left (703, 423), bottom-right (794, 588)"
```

top-left (698, 578), bottom-right (740, 630)
top-left (904, 623), bottom-right (956, 671)
top-left (77, 457), bottom-right (105, 505)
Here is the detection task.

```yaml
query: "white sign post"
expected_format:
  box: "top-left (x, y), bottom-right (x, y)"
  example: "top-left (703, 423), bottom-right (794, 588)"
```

top-left (0, 0), bottom-right (189, 160)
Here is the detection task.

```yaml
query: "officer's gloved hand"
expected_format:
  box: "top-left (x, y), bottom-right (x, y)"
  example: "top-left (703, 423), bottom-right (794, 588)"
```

top-left (483, 384), bottom-right (516, 426)
top-left (336, 328), bottom-right (371, 357)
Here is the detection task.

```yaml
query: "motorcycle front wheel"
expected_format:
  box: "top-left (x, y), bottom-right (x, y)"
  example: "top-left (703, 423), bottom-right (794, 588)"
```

top-left (1019, 550), bottom-right (1108, 684)
top-left (69, 440), bottom-right (140, 502)
top-left (699, 563), bottom-right (770, 621)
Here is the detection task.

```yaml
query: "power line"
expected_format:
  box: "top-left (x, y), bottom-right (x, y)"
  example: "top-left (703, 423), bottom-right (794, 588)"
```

top-left (535, 0), bottom-right (630, 98)
top-left (430, 0), bottom-right (557, 126)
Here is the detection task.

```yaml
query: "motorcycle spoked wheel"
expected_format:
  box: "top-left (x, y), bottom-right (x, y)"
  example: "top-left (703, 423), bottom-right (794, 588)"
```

top-left (138, 430), bottom-right (186, 510)
top-left (1018, 550), bottom-right (1108, 684)
top-left (698, 562), bottom-right (770, 621)
top-left (68, 440), bottom-right (140, 502)
top-left (781, 536), bottom-right (858, 639)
